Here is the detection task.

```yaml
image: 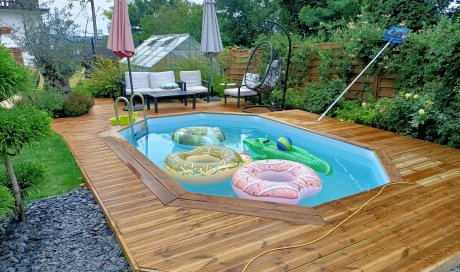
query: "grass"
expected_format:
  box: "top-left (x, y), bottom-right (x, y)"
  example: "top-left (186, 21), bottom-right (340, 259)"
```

top-left (1, 132), bottom-right (83, 201)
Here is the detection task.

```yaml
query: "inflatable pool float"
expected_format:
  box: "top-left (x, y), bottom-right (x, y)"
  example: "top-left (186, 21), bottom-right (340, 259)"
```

top-left (172, 126), bottom-right (226, 147)
top-left (232, 159), bottom-right (322, 205)
top-left (243, 136), bottom-right (333, 175)
top-left (109, 112), bottom-right (137, 125)
top-left (164, 146), bottom-right (243, 184)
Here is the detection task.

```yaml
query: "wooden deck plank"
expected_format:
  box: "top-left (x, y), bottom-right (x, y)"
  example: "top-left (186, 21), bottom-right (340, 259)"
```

top-left (52, 99), bottom-right (460, 272)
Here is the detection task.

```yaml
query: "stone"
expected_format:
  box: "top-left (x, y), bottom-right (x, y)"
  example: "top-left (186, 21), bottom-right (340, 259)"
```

top-left (0, 189), bottom-right (131, 272)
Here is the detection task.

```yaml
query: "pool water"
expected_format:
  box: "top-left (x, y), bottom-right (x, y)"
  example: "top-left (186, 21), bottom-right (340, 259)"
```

top-left (120, 113), bottom-right (389, 207)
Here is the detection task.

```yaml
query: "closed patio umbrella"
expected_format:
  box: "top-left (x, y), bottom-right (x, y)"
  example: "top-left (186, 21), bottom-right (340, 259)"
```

top-left (107, 0), bottom-right (137, 108)
top-left (201, 0), bottom-right (223, 101)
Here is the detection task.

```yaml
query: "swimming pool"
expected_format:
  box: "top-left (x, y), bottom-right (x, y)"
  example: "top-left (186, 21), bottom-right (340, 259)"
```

top-left (120, 113), bottom-right (389, 207)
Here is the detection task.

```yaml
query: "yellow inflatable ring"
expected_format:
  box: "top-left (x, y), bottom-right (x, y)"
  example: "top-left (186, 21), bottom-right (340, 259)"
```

top-left (164, 146), bottom-right (243, 185)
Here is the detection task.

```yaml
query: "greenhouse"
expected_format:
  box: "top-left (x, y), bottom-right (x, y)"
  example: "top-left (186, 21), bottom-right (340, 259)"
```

top-left (125, 33), bottom-right (202, 71)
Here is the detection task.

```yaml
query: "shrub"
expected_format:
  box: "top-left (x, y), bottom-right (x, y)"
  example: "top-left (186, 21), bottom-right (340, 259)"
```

top-left (86, 56), bottom-right (126, 98)
top-left (0, 161), bottom-right (48, 197)
top-left (71, 80), bottom-right (93, 98)
top-left (0, 185), bottom-right (14, 222)
top-left (61, 92), bottom-right (94, 117)
top-left (30, 88), bottom-right (66, 118)
top-left (0, 45), bottom-right (34, 101)
top-left (335, 97), bottom-right (388, 126)
top-left (304, 79), bottom-right (346, 113)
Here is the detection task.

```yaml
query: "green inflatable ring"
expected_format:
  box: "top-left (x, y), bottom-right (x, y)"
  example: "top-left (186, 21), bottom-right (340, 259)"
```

top-left (172, 126), bottom-right (226, 147)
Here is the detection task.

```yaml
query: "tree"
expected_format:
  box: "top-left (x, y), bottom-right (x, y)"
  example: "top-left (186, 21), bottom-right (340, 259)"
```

top-left (299, 0), bottom-right (364, 32)
top-left (128, 0), bottom-right (168, 39)
top-left (215, 0), bottom-right (277, 47)
top-left (12, 0), bottom-right (84, 91)
top-left (0, 107), bottom-right (51, 222)
top-left (0, 45), bottom-right (33, 101)
top-left (0, 43), bottom-right (50, 223)
top-left (362, 0), bottom-right (452, 31)
top-left (140, 0), bottom-right (202, 41)
top-left (276, 0), bottom-right (322, 35)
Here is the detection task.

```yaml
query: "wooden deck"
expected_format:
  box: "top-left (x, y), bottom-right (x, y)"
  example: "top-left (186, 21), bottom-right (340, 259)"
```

top-left (53, 98), bottom-right (460, 272)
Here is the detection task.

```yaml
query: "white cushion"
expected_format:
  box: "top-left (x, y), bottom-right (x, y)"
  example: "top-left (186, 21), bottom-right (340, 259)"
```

top-left (125, 87), bottom-right (154, 95)
top-left (149, 87), bottom-right (182, 93)
top-left (149, 71), bottom-right (176, 89)
top-left (125, 72), bottom-right (150, 89)
top-left (185, 85), bottom-right (208, 94)
top-left (224, 87), bottom-right (257, 97)
top-left (179, 70), bottom-right (202, 87)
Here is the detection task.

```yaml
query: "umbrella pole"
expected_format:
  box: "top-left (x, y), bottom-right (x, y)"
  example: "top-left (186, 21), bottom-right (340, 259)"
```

top-left (127, 57), bottom-right (134, 96)
top-left (210, 57), bottom-right (213, 94)
top-left (205, 57), bottom-right (221, 101)
top-left (125, 57), bottom-right (143, 111)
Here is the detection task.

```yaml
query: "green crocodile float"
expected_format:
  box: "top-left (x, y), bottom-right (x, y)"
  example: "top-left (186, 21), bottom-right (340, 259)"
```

top-left (243, 136), bottom-right (333, 176)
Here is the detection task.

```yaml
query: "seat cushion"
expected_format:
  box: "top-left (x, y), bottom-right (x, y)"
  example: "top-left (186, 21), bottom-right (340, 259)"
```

top-left (149, 87), bottom-right (182, 93)
top-left (125, 72), bottom-right (150, 89)
top-left (149, 71), bottom-right (176, 89)
top-left (125, 87), bottom-right (154, 95)
top-left (224, 87), bottom-right (258, 97)
top-left (185, 85), bottom-right (208, 94)
top-left (179, 71), bottom-right (202, 87)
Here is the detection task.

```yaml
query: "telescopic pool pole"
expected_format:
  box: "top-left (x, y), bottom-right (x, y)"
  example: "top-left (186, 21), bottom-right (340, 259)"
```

top-left (317, 27), bottom-right (411, 122)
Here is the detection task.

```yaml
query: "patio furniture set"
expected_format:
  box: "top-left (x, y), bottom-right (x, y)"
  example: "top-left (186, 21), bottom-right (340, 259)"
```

top-left (121, 70), bottom-right (262, 112)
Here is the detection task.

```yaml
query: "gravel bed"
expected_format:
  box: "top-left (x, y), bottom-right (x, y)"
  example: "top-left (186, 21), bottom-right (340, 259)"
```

top-left (0, 189), bottom-right (130, 272)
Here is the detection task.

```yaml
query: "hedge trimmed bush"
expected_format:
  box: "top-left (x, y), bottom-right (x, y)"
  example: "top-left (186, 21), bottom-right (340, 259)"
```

top-left (62, 92), bottom-right (94, 117)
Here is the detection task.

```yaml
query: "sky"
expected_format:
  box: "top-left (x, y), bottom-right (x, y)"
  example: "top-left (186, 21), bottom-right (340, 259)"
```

top-left (47, 0), bottom-right (202, 36)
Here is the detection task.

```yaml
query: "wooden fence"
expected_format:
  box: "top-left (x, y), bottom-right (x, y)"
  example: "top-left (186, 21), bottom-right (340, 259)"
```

top-left (223, 43), bottom-right (397, 99)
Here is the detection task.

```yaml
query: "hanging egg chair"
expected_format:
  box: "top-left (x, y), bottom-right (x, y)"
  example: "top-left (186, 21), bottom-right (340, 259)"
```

top-left (244, 41), bottom-right (282, 94)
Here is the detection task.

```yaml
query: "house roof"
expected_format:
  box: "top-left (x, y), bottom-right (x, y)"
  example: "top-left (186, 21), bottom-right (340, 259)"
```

top-left (0, 0), bottom-right (47, 11)
top-left (124, 33), bottom-right (201, 68)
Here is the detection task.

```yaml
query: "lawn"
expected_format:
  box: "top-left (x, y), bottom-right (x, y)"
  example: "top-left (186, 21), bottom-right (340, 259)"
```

top-left (1, 132), bottom-right (83, 201)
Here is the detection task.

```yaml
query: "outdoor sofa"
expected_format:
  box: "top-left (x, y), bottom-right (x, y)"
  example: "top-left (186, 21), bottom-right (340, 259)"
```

top-left (121, 71), bottom-right (182, 96)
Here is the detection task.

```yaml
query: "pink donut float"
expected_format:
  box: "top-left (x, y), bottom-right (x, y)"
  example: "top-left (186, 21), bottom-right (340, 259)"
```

top-left (231, 159), bottom-right (322, 205)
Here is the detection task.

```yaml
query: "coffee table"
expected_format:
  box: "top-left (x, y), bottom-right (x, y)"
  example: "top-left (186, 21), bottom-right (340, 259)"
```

top-left (145, 91), bottom-right (196, 113)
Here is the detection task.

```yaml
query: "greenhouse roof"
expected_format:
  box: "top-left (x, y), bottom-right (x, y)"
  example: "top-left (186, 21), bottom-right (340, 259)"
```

top-left (126, 33), bottom-right (201, 68)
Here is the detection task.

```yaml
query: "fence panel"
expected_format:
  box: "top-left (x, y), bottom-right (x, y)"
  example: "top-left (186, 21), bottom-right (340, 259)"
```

top-left (223, 44), bottom-right (397, 99)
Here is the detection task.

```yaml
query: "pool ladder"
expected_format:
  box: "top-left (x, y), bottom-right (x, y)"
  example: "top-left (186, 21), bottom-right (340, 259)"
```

top-left (114, 93), bottom-right (149, 138)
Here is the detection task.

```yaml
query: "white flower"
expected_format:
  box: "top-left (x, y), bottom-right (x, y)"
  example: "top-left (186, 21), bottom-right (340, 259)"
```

top-left (362, 102), bottom-right (367, 108)
top-left (418, 109), bottom-right (425, 116)
top-left (405, 93), bottom-right (412, 99)
top-left (413, 94), bottom-right (419, 99)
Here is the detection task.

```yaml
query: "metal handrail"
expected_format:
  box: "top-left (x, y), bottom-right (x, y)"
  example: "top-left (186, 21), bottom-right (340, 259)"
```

top-left (129, 93), bottom-right (149, 133)
top-left (114, 96), bottom-right (135, 136)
